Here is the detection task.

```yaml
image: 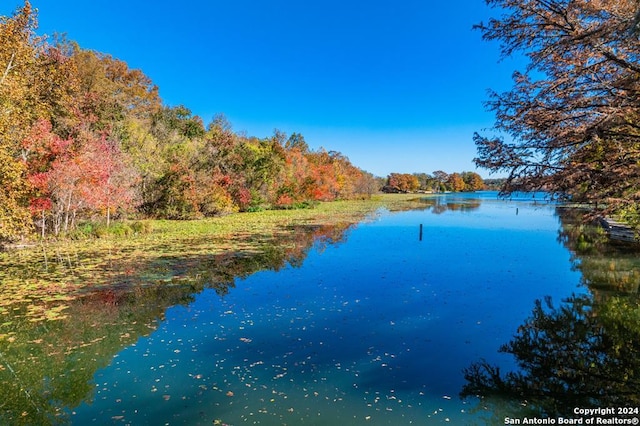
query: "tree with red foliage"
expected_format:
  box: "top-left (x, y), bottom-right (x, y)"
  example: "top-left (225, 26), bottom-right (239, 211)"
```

top-left (21, 119), bottom-right (72, 235)
top-left (22, 119), bottom-right (136, 233)
top-left (79, 135), bottom-right (137, 226)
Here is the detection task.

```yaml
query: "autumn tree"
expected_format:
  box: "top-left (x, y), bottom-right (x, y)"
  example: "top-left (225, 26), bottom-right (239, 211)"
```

top-left (198, 114), bottom-right (247, 213)
top-left (21, 119), bottom-right (68, 235)
top-left (387, 173), bottom-right (420, 192)
top-left (0, 149), bottom-right (30, 242)
top-left (278, 133), bottom-right (311, 207)
top-left (0, 3), bottom-right (79, 241)
top-left (0, 1), bottom-right (41, 134)
top-left (278, 134), bottom-right (373, 206)
top-left (352, 170), bottom-right (378, 197)
top-left (305, 149), bottom-right (341, 201)
top-left (413, 173), bottom-right (437, 191)
top-left (0, 1), bottom-right (39, 241)
top-left (474, 0), bottom-right (640, 219)
top-left (79, 135), bottom-right (137, 226)
top-left (22, 119), bottom-right (137, 233)
top-left (461, 171), bottom-right (485, 191)
top-left (446, 172), bottom-right (466, 192)
top-left (71, 48), bottom-right (160, 134)
top-left (32, 36), bottom-right (81, 138)
top-left (285, 132), bottom-right (309, 152)
top-left (143, 108), bottom-right (232, 219)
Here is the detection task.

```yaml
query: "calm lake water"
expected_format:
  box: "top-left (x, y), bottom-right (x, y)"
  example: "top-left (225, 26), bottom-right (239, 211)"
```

top-left (2, 192), bottom-right (640, 425)
top-left (67, 193), bottom-right (582, 424)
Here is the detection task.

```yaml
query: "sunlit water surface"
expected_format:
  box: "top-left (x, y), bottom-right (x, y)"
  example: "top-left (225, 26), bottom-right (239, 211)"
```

top-left (69, 193), bottom-right (584, 425)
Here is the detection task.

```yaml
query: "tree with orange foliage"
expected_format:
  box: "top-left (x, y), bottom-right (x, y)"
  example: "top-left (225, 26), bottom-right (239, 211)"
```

top-left (447, 173), bottom-right (466, 192)
top-left (474, 0), bottom-right (640, 219)
top-left (387, 173), bottom-right (420, 192)
top-left (0, 1), bottom-right (40, 241)
top-left (462, 171), bottom-right (485, 191)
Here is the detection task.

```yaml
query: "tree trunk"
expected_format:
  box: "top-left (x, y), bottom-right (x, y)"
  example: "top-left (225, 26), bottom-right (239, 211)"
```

top-left (0, 52), bottom-right (15, 86)
top-left (64, 192), bottom-right (72, 233)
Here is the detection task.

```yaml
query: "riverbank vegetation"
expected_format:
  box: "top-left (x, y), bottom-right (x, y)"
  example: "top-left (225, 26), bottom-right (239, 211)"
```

top-left (0, 2), bottom-right (378, 246)
top-left (474, 0), bottom-right (640, 228)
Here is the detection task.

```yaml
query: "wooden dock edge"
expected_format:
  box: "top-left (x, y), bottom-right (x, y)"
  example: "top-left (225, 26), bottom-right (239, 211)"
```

top-left (598, 217), bottom-right (638, 243)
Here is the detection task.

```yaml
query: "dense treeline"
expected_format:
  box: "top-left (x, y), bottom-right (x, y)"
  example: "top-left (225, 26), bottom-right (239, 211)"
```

top-left (0, 2), bottom-right (377, 243)
top-left (383, 171), bottom-right (486, 193)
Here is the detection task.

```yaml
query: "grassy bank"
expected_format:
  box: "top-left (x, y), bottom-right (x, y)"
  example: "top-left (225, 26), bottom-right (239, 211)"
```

top-left (149, 193), bottom-right (427, 236)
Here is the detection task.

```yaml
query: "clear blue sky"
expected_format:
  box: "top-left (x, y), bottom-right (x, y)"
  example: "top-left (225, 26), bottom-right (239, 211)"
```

top-left (6, 0), bottom-right (522, 178)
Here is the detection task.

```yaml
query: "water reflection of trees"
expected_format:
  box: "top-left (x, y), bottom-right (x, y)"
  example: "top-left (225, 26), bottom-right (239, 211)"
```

top-left (461, 294), bottom-right (640, 420)
top-left (0, 221), bottom-right (354, 425)
top-left (557, 207), bottom-right (640, 295)
top-left (418, 196), bottom-right (482, 214)
top-left (0, 285), bottom-right (199, 425)
top-left (461, 207), bottom-right (640, 420)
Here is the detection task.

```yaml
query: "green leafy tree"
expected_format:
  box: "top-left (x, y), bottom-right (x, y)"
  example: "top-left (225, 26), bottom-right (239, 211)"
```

top-left (238, 135), bottom-right (285, 209)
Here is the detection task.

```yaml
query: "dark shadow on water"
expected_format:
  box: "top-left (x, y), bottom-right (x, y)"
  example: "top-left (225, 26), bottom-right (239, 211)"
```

top-left (461, 293), bottom-right (640, 421)
top-left (461, 208), bottom-right (640, 422)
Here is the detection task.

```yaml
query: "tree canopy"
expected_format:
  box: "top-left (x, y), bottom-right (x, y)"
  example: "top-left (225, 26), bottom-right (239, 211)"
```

top-left (0, 2), bottom-right (377, 243)
top-left (474, 0), bottom-right (640, 220)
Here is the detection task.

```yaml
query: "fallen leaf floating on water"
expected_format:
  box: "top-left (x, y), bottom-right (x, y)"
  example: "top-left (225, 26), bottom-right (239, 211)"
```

top-left (226, 391), bottom-right (234, 397)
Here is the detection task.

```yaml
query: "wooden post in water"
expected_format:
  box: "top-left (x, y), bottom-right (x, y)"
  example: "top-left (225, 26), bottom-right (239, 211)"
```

top-left (419, 224), bottom-right (423, 241)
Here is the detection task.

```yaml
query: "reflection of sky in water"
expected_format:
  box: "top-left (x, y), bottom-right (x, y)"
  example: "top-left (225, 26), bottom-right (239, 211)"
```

top-left (70, 195), bottom-right (583, 424)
